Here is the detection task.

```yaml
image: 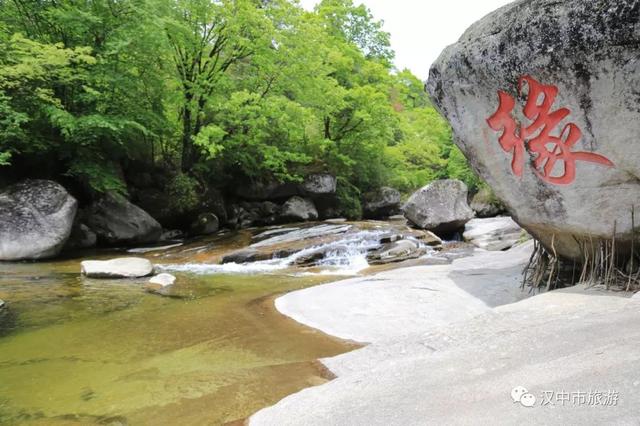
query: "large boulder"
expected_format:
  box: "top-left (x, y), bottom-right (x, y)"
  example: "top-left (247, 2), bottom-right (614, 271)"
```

top-left (402, 180), bottom-right (474, 235)
top-left (190, 213), bottom-right (219, 236)
top-left (280, 196), bottom-right (319, 222)
top-left (301, 173), bottom-right (337, 196)
top-left (427, 0), bottom-right (640, 260)
top-left (81, 257), bottom-right (155, 278)
top-left (363, 187), bottom-right (402, 219)
top-left (0, 180), bottom-right (77, 260)
top-left (86, 194), bottom-right (162, 246)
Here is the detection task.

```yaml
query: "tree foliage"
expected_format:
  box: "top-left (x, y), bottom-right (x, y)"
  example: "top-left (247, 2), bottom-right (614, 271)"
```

top-left (0, 0), bottom-right (478, 203)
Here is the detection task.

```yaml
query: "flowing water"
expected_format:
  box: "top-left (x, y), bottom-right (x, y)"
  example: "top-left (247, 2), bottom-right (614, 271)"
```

top-left (0, 221), bottom-right (442, 425)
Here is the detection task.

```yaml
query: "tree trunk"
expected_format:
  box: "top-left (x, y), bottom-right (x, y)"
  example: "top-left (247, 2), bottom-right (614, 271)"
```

top-left (181, 105), bottom-right (193, 172)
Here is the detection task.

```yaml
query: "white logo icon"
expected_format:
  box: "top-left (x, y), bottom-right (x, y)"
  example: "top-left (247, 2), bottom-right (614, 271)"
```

top-left (512, 386), bottom-right (537, 407)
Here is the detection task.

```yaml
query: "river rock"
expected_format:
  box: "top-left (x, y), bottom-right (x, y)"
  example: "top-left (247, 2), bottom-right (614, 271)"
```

top-left (160, 229), bottom-right (184, 241)
top-left (402, 180), bottom-right (474, 236)
top-left (0, 180), bottom-right (77, 260)
top-left (427, 0), bottom-right (640, 260)
top-left (81, 257), bottom-right (155, 278)
top-left (0, 299), bottom-right (5, 310)
top-left (86, 194), bottom-right (162, 246)
top-left (65, 221), bottom-right (97, 250)
top-left (280, 196), bottom-right (318, 222)
top-left (301, 173), bottom-right (337, 196)
top-left (410, 230), bottom-right (443, 247)
top-left (367, 239), bottom-right (425, 265)
top-left (190, 213), bottom-right (219, 236)
top-left (469, 187), bottom-right (505, 218)
top-left (363, 187), bottom-right (402, 219)
top-left (145, 273), bottom-right (177, 294)
top-left (463, 217), bottom-right (525, 251)
top-left (222, 249), bottom-right (271, 264)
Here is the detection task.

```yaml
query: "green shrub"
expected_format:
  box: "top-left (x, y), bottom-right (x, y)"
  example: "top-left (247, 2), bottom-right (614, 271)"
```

top-left (166, 174), bottom-right (200, 215)
top-left (336, 177), bottom-right (362, 220)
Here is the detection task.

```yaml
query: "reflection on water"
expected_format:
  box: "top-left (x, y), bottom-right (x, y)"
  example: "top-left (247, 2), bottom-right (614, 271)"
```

top-left (0, 233), bottom-right (359, 425)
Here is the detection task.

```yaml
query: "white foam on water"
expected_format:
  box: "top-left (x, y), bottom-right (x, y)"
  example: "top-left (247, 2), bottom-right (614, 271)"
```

top-left (161, 229), bottom-right (388, 276)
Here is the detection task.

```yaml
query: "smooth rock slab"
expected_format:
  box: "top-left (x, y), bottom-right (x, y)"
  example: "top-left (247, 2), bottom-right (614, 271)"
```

top-left (81, 257), bottom-right (155, 279)
top-left (251, 243), bottom-right (640, 425)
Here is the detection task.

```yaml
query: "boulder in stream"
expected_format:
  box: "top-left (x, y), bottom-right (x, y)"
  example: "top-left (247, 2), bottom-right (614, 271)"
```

top-left (427, 0), bottom-right (640, 260)
top-left (145, 273), bottom-right (177, 295)
top-left (402, 180), bottom-right (474, 236)
top-left (190, 213), bottom-right (219, 236)
top-left (363, 187), bottom-right (402, 219)
top-left (81, 257), bottom-right (155, 278)
top-left (367, 239), bottom-right (426, 265)
top-left (86, 194), bottom-right (162, 246)
top-left (0, 180), bottom-right (77, 260)
top-left (280, 196), bottom-right (319, 222)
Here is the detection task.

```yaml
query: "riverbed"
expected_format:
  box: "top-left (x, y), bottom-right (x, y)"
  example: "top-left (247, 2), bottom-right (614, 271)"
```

top-left (0, 220), bottom-right (443, 425)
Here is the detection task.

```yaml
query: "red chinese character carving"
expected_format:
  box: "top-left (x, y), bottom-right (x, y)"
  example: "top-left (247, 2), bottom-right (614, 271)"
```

top-left (487, 75), bottom-right (614, 185)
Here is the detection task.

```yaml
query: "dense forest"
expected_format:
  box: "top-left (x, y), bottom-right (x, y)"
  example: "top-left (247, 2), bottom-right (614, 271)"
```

top-left (0, 0), bottom-right (477, 223)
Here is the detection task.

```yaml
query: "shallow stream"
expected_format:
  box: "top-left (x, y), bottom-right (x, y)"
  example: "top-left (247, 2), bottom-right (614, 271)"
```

top-left (0, 221), bottom-right (448, 424)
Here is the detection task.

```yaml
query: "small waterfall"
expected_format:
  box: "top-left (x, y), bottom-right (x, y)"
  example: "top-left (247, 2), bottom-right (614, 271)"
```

top-left (162, 228), bottom-right (401, 276)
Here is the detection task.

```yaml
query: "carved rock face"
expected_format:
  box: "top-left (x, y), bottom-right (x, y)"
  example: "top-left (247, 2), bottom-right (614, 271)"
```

top-left (427, 0), bottom-right (640, 260)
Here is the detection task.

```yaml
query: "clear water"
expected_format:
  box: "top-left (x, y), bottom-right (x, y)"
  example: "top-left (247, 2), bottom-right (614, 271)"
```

top-left (0, 231), bottom-right (360, 425)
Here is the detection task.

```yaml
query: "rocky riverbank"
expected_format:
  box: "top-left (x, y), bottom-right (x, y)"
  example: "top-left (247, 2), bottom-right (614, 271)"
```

top-left (0, 214), bottom-right (527, 424)
top-left (251, 242), bottom-right (640, 425)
